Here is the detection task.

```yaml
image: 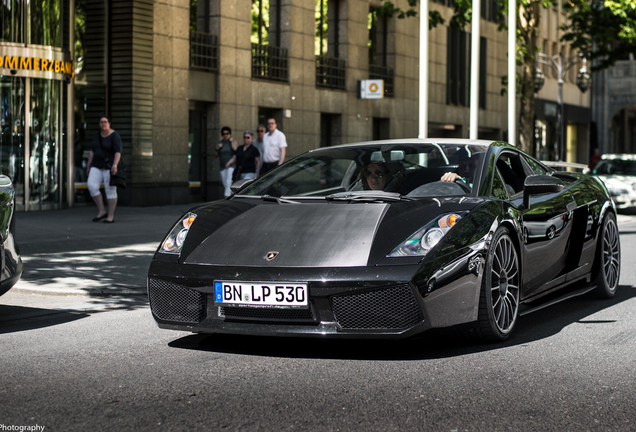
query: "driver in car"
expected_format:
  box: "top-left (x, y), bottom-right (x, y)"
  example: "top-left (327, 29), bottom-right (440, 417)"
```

top-left (362, 162), bottom-right (393, 190)
top-left (441, 153), bottom-right (479, 186)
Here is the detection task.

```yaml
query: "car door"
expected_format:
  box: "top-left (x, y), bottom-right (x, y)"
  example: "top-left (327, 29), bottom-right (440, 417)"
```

top-left (496, 152), bottom-right (576, 298)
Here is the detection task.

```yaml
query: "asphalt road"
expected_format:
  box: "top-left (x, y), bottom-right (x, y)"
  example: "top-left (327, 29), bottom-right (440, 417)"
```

top-left (0, 218), bottom-right (635, 431)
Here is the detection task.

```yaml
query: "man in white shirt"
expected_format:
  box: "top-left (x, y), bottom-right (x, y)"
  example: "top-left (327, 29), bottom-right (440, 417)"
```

top-left (261, 118), bottom-right (287, 174)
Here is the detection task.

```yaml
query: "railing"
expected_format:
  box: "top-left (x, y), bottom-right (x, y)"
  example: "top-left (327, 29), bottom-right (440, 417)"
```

top-left (252, 43), bottom-right (289, 82)
top-left (190, 31), bottom-right (218, 72)
top-left (316, 55), bottom-right (346, 90)
top-left (369, 64), bottom-right (394, 97)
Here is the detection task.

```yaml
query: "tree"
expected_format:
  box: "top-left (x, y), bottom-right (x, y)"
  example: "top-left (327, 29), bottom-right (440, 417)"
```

top-left (380, 1), bottom-right (576, 157)
top-left (562, 0), bottom-right (636, 71)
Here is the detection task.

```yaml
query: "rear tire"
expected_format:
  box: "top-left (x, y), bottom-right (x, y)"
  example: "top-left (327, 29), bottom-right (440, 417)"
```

top-left (472, 226), bottom-right (520, 342)
top-left (592, 212), bottom-right (621, 299)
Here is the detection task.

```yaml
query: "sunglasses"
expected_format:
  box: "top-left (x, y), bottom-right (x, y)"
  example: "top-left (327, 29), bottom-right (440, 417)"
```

top-left (222, 132), bottom-right (230, 135)
top-left (364, 170), bottom-right (385, 179)
top-left (243, 136), bottom-right (252, 139)
top-left (257, 130), bottom-right (265, 133)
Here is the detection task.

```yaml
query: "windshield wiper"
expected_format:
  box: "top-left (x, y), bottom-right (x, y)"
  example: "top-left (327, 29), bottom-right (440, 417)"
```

top-left (325, 191), bottom-right (411, 202)
top-left (261, 195), bottom-right (302, 204)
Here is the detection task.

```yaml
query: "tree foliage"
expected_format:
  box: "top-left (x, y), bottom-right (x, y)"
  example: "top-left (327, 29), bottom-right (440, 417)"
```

top-left (562, 0), bottom-right (636, 70)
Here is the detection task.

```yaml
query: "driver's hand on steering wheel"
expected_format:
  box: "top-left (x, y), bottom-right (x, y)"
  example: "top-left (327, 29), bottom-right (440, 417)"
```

top-left (441, 172), bottom-right (461, 183)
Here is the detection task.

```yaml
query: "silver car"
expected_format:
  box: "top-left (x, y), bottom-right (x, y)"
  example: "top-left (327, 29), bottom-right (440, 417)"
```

top-left (593, 154), bottom-right (636, 212)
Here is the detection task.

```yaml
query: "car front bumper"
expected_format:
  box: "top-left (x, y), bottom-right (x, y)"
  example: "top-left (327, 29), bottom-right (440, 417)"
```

top-left (147, 249), bottom-right (484, 339)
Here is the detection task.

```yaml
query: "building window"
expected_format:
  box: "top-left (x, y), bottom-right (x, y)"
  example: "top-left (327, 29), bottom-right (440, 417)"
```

top-left (481, 0), bottom-right (500, 23)
top-left (446, 30), bottom-right (487, 109)
top-left (447, 28), bottom-right (467, 106)
top-left (251, 0), bottom-right (288, 82)
top-left (190, 0), bottom-right (218, 72)
top-left (315, 0), bottom-right (345, 90)
top-left (320, 113), bottom-right (342, 147)
top-left (479, 37), bottom-right (487, 110)
top-left (368, 8), bottom-right (394, 97)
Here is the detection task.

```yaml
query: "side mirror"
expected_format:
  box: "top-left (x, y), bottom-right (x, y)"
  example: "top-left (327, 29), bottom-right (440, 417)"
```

top-left (230, 178), bottom-right (254, 195)
top-left (523, 175), bottom-right (564, 208)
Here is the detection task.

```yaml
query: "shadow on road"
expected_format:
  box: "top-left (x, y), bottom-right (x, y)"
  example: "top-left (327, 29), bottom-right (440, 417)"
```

top-left (168, 285), bottom-right (636, 360)
top-left (0, 296), bottom-right (148, 334)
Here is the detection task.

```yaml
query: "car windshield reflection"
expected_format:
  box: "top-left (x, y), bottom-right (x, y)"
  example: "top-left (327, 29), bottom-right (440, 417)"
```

top-left (237, 143), bottom-right (488, 199)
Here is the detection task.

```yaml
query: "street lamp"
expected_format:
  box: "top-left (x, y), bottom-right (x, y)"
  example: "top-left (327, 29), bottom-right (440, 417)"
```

top-left (534, 53), bottom-right (591, 161)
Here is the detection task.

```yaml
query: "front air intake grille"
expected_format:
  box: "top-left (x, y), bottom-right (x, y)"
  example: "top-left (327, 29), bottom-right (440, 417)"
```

top-left (330, 285), bottom-right (423, 330)
top-left (220, 306), bottom-right (316, 323)
top-left (148, 279), bottom-right (206, 324)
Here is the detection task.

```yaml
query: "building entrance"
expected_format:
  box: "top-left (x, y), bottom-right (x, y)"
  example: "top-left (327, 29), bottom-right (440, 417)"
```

top-left (0, 75), bottom-right (65, 210)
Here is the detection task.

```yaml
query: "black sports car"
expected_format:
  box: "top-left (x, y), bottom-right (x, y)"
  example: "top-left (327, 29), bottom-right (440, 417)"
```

top-left (0, 175), bottom-right (23, 297)
top-left (148, 139), bottom-right (621, 342)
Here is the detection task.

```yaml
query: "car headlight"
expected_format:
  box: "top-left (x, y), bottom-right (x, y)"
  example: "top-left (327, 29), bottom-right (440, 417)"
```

top-left (608, 187), bottom-right (629, 197)
top-left (388, 212), bottom-right (465, 257)
top-left (160, 212), bottom-right (197, 254)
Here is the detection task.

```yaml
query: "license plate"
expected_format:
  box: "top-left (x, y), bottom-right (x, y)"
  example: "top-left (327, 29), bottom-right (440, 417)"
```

top-left (214, 281), bottom-right (308, 308)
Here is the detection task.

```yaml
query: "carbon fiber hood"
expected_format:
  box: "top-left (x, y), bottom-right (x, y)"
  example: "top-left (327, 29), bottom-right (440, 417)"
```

top-left (184, 203), bottom-right (390, 267)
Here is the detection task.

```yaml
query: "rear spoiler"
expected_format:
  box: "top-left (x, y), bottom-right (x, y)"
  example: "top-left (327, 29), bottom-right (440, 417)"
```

top-left (541, 161), bottom-right (589, 173)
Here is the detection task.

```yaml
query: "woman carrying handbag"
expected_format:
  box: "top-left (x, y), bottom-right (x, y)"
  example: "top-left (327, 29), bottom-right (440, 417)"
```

top-left (86, 116), bottom-right (123, 223)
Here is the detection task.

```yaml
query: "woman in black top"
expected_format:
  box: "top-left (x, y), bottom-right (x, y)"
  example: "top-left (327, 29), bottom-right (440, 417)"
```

top-left (225, 130), bottom-right (261, 181)
top-left (86, 116), bottom-right (123, 223)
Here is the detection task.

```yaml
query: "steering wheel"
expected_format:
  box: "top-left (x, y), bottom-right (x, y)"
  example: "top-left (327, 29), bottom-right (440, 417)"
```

top-left (454, 178), bottom-right (471, 193)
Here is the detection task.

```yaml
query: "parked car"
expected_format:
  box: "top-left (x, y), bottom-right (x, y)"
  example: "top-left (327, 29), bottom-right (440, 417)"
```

top-left (148, 139), bottom-right (620, 342)
top-left (592, 154), bottom-right (636, 212)
top-left (0, 175), bottom-right (23, 297)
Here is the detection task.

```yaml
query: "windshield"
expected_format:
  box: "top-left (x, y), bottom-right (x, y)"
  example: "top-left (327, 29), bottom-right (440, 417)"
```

top-left (238, 143), bottom-right (488, 198)
top-left (594, 159), bottom-right (636, 176)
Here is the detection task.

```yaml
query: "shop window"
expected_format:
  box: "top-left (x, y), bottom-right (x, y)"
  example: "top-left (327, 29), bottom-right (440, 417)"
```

top-left (29, 0), bottom-right (62, 47)
top-left (0, 0), bottom-right (24, 43)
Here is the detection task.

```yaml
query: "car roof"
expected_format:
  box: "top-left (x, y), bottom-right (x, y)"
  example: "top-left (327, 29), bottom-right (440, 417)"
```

top-left (601, 154), bottom-right (636, 161)
top-left (307, 138), bottom-right (505, 153)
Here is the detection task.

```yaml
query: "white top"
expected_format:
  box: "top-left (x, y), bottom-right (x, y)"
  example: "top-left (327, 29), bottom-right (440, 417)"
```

top-left (262, 129), bottom-right (287, 163)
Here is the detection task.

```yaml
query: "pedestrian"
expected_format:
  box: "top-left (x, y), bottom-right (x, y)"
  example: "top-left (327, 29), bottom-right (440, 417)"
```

top-left (252, 124), bottom-right (266, 175)
top-left (590, 148), bottom-right (601, 170)
top-left (86, 116), bottom-right (122, 223)
top-left (225, 130), bottom-right (261, 181)
top-left (261, 118), bottom-right (287, 174)
top-left (214, 126), bottom-right (238, 197)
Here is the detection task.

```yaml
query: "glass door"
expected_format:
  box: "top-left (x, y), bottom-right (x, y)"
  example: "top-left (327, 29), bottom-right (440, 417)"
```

top-left (0, 76), bottom-right (26, 206)
top-left (29, 78), bottom-right (60, 208)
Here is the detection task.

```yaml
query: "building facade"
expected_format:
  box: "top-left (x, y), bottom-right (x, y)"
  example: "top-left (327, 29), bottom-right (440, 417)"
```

top-left (0, 0), bottom-right (592, 210)
top-left (592, 56), bottom-right (636, 155)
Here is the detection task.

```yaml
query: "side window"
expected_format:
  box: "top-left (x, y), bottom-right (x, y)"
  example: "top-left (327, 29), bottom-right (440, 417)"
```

top-left (496, 154), bottom-right (526, 195)
top-left (491, 170), bottom-right (509, 200)
top-left (522, 155), bottom-right (548, 176)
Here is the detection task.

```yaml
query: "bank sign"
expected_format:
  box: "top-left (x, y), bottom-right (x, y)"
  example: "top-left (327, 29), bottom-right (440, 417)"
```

top-left (0, 47), bottom-right (74, 81)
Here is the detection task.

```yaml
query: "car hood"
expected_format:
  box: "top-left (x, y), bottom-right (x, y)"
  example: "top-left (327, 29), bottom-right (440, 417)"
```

top-left (182, 198), bottom-right (483, 268)
top-left (596, 175), bottom-right (636, 189)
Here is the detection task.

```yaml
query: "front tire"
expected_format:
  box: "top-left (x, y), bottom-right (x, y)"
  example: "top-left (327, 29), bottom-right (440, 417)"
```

top-left (473, 227), bottom-right (520, 342)
top-left (592, 212), bottom-right (621, 298)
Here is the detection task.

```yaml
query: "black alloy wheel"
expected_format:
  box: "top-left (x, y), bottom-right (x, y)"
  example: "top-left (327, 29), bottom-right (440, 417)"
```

top-left (592, 212), bottom-right (621, 298)
top-left (472, 226), bottom-right (520, 342)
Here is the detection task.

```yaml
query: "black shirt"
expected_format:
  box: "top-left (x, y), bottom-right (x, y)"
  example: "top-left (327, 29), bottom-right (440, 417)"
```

top-left (235, 144), bottom-right (260, 173)
top-left (91, 131), bottom-right (123, 169)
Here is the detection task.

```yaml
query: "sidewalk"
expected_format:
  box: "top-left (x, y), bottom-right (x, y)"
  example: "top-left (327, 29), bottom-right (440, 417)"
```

top-left (13, 203), bottom-right (202, 297)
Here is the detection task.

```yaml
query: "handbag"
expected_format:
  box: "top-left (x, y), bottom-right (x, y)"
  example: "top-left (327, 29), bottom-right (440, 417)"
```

top-left (110, 160), bottom-right (126, 188)
top-left (99, 132), bottom-right (127, 189)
